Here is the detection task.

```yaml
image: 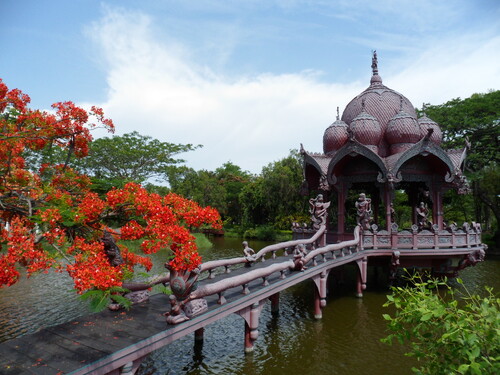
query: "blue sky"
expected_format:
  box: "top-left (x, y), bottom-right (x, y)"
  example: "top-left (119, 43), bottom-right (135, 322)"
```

top-left (1, 0), bottom-right (499, 174)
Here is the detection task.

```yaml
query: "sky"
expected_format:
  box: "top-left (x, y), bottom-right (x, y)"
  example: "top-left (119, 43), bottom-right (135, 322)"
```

top-left (1, 0), bottom-right (499, 175)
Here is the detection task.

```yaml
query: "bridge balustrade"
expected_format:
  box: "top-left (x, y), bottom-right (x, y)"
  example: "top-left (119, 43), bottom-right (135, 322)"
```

top-left (360, 222), bottom-right (483, 251)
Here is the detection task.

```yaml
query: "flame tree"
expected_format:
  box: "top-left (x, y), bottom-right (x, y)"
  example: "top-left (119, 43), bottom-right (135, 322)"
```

top-left (0, 79), bottom-right (221, 301)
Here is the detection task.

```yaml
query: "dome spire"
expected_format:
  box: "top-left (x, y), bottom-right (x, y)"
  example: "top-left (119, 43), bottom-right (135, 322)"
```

top-left (336, 106), bottom-right (340, 121)
top-left (371, 50), bottom-right (378, 76)
top-left (370, 50), bottom-right (382, 85)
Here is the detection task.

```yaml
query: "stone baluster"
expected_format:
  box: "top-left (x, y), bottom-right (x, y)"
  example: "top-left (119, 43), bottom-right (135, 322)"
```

top-left (217, 291), bottom-right (226, 305)
top-left (242, 284), bottom-right (250, 295)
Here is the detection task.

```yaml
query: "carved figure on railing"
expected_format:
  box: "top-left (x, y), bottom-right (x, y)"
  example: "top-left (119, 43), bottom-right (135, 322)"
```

top-left (164, 295), bottom-right (189, 325)
top-left (293, 244), bottom-right (308, 271)
top-left (416, 202), bottom-right (431, 230)
top-left (355, 193), bottom-right (372, 230)
top-left (389, 203), bottom-right (396, 223)
top-left (309, 194), bottom-right (330, 230)
top-left (243, 241), bottom-right (257, 267)
top-left (166, 263), bottom-right (201, 300)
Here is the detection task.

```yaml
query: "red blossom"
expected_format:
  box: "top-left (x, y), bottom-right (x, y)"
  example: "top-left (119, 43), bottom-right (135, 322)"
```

top-left (0, 79), bottom-right (222, 296)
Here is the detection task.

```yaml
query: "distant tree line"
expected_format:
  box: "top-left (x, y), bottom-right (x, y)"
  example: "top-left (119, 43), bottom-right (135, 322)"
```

top-left (25, 90), bottom-right (499, 244)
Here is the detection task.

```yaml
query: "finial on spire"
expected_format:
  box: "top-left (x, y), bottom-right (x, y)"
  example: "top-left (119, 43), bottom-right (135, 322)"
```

top-left (371, 50), bottom-right (378, 76)
top-left (336, 106), bottom-right (340, 120)
top-left (422, 102), bottom-right (427, 116)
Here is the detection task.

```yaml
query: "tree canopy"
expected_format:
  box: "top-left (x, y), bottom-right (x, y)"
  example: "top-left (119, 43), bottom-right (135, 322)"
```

top-left (0, 79), bottom-right (221, 303)
top-left (422, 90), bottom-right (500, 244)
top-left (78, 131), bottom-right (200, 185)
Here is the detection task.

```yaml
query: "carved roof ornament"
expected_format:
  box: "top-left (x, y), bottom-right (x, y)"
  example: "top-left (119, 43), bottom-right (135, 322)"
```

top-left (371, 50), bottom-right (378, 76)
top-left (370, 50), bottom-right (383, 86)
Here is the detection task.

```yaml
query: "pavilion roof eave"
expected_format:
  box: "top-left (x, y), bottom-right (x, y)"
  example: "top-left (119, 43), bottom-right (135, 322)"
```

top-left (326, 140), bottom-right (388, 183)
top-left (390, 137), bottom-right (460, 184)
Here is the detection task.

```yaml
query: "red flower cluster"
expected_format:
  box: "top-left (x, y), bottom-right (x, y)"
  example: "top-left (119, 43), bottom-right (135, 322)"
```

top-left (66, 238), bottom-right (122, 293)
top-left (0, 79), bottom-right (222, 296)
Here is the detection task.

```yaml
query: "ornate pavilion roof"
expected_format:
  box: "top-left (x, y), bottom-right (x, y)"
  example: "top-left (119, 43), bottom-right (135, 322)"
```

top-left (302, 51), bottom-right (469, 193)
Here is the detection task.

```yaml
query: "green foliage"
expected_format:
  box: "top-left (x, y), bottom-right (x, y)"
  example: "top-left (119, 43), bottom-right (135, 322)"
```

top-left (168, 163), bottom-right (251, 223)
top-left (422, 91), bottom-right (500, 172)
top-left (274, 213), bottom-right (310, 230)
top-left (76, 131), bottom-right (200, 186)
top-left (243, 225), bottom-right (277, 241)
top-left (79, 286), bottom-right (132, 312)
top-left (239, 150), bottom-right (306, 227)
top-left (382, 275), bottom-right (500, 374)
top-left (421, 91), bottom-right (500, 243)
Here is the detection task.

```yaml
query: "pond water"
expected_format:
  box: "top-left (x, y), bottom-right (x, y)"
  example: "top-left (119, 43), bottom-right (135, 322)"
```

top-left (0, 237), bottom-right (498, 375)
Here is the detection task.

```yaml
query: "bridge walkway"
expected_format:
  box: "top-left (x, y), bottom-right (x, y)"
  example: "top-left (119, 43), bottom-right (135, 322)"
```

top-left (0, 244), bottom-right (361, 375)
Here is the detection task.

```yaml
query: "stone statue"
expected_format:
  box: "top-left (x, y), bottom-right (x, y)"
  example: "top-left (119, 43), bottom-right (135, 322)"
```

top-left (356, 193), bottom-right (372, 230)
top-left (242, 241), bottom-right (257, 266)
top-left (309, 194), bottom-right (330, 230)
top-left (293, 244), bottom-right (308, 271)
top-left (164, 295), bottom-right (189, 325)
top-left (389, 203), bottom-right (396, 223)
top-left (416, 202), bottom-right (431, 230)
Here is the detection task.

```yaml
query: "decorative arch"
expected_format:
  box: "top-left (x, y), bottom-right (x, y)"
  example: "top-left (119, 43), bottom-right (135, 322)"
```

top-left (391, 138), bottom-right (455, 180)
top-left (327, 140), bottom-right (387, 184)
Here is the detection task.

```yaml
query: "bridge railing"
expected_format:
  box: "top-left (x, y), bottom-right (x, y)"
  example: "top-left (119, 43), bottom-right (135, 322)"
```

top-left (189, 225), bottom-right (361, 303)
top-left (360, 222), bottom-right (483, 250)
top-left (199, 224), bottom-right (327, 279)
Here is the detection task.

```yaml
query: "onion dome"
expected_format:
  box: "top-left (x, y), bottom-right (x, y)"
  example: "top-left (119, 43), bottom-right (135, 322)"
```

top-left (349, 99), bottom-right (382, 154)
top-left (385, 97), bottom-right (421, 154)
top-left (341, 51), bottom-right (417, 156)
top-left (323, 107), bottom-right (349, 154)
top-left (418, 108), bottom-right (443, 145)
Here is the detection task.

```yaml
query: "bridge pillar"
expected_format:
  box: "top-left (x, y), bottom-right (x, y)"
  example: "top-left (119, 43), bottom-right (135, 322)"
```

top-left (355, 257), bottom-right (368, 297)
top-left (236, 301), bottom-right (265, 353)
top-left (269, 292), bottom-right (280, 315)
top-left (195, 327), bottom-right (204, 342)
top-left (118, 355), bottom-right (147, 375)
top-left (312, 270), bottom-right (330, 319)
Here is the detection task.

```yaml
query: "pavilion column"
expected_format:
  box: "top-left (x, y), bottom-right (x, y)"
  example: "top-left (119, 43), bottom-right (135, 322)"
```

top-left (337, 183), bottom-right (346, 240)
top-left (373, 190), bottom-right (380, 225)
top-left (384, 187), bottom-right (393, 231)
top-left (432, 188), bottom-right (444, 230)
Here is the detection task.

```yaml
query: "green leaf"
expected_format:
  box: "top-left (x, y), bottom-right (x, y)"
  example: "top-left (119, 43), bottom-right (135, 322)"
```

top-left (420, 313), bottom-right (433, 321)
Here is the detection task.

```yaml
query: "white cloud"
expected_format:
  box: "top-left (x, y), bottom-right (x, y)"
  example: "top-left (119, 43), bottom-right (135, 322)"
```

top-left (387, 32), bottom-right (500, 106)
top-left (86, 8), bottom-right (362, 174)
top-left (86, 6), bottom-right (500, 175)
